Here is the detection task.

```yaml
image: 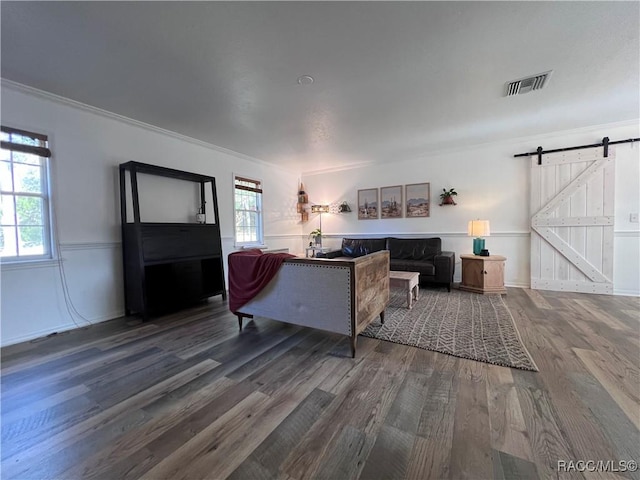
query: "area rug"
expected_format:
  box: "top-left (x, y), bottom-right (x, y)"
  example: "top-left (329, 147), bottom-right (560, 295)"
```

top-left (361, 288), bottom-right (538, 371)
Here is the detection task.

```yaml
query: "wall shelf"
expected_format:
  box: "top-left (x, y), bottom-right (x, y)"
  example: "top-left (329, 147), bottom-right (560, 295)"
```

top-left (297, 184), bottom-right (309, 222)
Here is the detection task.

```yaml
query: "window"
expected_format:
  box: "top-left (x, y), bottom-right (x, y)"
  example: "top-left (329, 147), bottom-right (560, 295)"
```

top-left (234, 175), bottom-right (263, 247)
top-left (0, 126), bottom-right (53, 261)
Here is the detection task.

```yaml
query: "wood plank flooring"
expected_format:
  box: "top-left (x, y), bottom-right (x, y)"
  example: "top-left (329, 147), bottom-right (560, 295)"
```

top-left (1, 288), bottom-right (639, 479)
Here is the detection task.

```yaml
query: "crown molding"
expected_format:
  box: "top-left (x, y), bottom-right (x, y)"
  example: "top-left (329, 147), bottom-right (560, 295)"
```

top-left (1, 78), bottom-right (297, 175)
top-left (302, 118), bottom-right (640, 177)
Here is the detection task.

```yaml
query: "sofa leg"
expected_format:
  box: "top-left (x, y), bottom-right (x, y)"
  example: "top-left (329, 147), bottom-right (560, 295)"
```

top-left (447, 283), bottom-right (451, 292)
top-left (350, 335), bottom-right (357, 358)
top-left (380, 310), bottom-right (385, 324)
top-left (236, 313), bottom-right (253, 331)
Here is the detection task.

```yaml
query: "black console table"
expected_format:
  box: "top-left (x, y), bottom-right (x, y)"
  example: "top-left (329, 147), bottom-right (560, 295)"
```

top-left (119, 161), bottom-right (226, 319)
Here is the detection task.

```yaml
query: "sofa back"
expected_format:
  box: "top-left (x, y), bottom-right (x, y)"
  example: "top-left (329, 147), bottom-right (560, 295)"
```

top-left (386, 237), bottom-right (442, 261)
top-left (341, 237), bottom-right (387, 257)
top-left (340, 236), bottom-right (442, 261)
top-left (239, 251), bottom-right (390, 338)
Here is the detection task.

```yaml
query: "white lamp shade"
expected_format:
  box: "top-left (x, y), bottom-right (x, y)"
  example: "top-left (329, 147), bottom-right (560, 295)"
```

top-left (468, 220), bottom-right (490, 237)
top-left (311, 204), bottom-right (330, 213)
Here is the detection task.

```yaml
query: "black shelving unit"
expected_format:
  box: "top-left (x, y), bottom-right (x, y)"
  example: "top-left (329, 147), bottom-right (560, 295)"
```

top-left (119, 161), bottom-right (226, 319)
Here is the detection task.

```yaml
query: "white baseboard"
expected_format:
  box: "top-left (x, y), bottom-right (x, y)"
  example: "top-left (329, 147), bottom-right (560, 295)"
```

top-left (1, 310), bottom-right (124, 347)
top-left (613, 289), bottom-right (640, 297)
top-left (1, 322), bottom-right (80, 347)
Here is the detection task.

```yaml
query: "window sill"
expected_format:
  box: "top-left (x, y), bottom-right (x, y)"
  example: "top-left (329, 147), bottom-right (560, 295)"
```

top-left (1, 258), bottom-right (59, 271)
top-left (236, 244), bottom-right (268, 250)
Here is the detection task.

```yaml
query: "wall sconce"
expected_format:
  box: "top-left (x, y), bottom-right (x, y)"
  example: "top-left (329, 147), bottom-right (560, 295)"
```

top-left (338, 201), bottom-right (352, 213)
top-left (468, 220), bottom-right (491, 255)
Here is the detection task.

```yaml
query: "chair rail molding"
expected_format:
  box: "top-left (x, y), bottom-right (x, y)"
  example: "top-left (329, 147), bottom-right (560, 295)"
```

top-left (320, 231), bottom-right (531, 238)
top-left (59, 241), bottom-right (122, 251)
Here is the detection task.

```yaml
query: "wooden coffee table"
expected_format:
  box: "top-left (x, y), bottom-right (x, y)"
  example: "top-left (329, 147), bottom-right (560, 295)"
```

top-left (389, 271), bottom-right (420, 309)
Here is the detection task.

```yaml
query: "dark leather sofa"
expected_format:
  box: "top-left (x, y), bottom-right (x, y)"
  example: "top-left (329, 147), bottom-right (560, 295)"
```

top-left (321, 237), bottom-right (455, 291)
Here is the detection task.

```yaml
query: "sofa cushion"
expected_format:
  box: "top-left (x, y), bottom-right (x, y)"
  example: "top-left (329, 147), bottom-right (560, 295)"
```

top-left (386, 237), bottom-right (441, 261)
top-left (390, 259), bottom-right (436, 276)
top-left (341, 238), bottom-right (387, 258)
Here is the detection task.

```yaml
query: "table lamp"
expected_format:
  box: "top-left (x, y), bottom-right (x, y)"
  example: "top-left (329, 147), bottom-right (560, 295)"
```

top-left (468, 220), bottom-right (490, 255)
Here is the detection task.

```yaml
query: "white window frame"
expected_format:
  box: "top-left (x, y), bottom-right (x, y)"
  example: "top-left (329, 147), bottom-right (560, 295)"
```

top-left (233, 174), bottom-right (265, 248)
top-left (0, 126), bottom-right (54, 262)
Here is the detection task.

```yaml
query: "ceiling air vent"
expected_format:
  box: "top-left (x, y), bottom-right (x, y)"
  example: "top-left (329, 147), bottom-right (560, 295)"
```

top-left (505, 71), bottom-right (552, 96)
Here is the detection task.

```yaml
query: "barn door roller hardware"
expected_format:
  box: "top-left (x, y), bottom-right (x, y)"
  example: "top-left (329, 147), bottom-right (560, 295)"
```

top-left (514, 137), bottom-right (639, 165)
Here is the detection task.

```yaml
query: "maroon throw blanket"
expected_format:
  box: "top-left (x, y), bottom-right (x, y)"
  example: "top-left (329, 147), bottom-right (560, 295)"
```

top-left (228, 249), bottom-right (296, 313)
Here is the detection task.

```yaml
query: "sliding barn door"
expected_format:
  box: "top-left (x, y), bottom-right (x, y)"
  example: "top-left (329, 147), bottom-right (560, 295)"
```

top-left (530, 146), bottom-right (615, 294)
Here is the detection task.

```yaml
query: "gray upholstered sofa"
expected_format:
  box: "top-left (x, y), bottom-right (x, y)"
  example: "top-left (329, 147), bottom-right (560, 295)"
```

top-left (235, 250), bottom-right (390, 357)
top-left (321, 237), bottom-right (455, 291)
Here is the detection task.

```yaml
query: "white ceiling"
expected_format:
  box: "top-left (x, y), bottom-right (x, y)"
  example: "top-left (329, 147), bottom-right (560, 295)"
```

top-left (2, 2), bottom-right (639, 173)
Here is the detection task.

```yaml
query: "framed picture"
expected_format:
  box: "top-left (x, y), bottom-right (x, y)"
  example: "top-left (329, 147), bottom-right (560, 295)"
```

top-left (405, 182), bottom-right (430, 218)
top-left (380, 185), bottom-right (403, 219)
top-left (358, 188), bottom-right (378, 220)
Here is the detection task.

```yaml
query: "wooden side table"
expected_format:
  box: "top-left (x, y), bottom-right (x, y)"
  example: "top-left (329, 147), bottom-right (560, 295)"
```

top-left (459, 254), bottom-right (507, 295)
top-left (305, 246), bottom-right (331, 258)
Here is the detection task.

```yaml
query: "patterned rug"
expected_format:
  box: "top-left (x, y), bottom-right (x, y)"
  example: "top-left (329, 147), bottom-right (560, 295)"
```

top-left (361, 288), bottom-right (538, 371)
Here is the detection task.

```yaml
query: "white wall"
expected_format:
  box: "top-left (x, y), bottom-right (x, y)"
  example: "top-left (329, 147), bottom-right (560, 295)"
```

top-left (2, 82), bottom-right (638, 346)
top-left (0, 83), bottom-right (302, 346)
top-left (302, 122), bottom-right (640, 294)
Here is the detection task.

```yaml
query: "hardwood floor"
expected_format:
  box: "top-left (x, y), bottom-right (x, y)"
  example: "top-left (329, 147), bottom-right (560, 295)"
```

top-left (1, 288), bottom-right (638, 479)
